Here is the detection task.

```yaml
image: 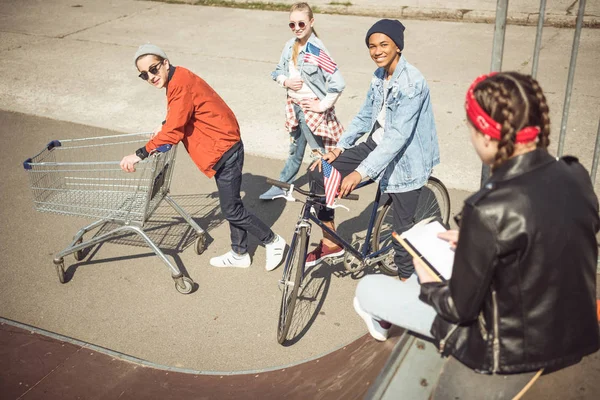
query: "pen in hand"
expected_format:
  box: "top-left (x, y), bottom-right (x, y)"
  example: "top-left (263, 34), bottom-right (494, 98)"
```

top-left (437, 230), bottom-right (459, 250)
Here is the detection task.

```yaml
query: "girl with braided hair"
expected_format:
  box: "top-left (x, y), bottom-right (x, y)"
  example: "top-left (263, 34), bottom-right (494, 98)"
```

top-left (354, 71), bottom-right (599, 375)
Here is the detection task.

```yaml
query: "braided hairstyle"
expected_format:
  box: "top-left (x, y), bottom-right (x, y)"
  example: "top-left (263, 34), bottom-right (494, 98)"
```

top-left (290, 2), bottom-right (318, 66)
top-left (473, 72), bottom-right (551, 170)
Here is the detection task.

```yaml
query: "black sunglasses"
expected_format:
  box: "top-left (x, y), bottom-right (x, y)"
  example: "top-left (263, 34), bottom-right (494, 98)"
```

top-left (289, 21), bottom-right (307, 30)
top-left (138, 61), bottom-right (164, 81)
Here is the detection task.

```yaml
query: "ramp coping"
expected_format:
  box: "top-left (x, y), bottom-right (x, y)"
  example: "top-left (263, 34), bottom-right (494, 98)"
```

top-left (0, 317), bottom-right (366, 376)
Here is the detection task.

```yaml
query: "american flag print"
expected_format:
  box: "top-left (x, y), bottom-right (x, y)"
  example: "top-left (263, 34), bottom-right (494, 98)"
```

top-left (304, 42), bottom-right (337, 74)
top-left (322, 159), bottom-right (341, 208)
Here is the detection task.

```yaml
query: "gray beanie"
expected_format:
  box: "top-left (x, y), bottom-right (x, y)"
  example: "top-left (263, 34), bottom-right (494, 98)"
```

top-left (134, 44), bottom-right (168, 66)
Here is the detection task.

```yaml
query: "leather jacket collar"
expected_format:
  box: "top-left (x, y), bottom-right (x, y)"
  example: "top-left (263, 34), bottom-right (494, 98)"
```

top-left (488, 148), bottom-right (555, 184)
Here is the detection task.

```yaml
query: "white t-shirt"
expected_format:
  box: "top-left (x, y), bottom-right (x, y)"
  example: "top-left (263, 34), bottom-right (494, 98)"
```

top-left (287, 59), bottom-right (317, 100)
top-left (371, 78), bottom-right (389, 145)
top-left (276, 44), bottom-right (341, 112)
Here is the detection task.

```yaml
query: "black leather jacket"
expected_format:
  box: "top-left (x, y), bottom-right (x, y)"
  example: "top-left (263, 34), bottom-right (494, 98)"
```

top-left (420, 149), bottom-right (599, 374)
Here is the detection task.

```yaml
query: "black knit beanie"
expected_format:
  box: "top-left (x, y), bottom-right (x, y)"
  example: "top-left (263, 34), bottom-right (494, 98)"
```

top-left (365, 19), bottom-right (406, 50)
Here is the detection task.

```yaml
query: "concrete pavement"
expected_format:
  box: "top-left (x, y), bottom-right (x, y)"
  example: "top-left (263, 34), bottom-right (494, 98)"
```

top-left (0, 0), bottom-right (599, 194)
top-left (1, 109), bottom-right (470, 372)
top-left (0, 0), bottom-right (598, 376)
top-left (224, 0), bottom-right (600, 27)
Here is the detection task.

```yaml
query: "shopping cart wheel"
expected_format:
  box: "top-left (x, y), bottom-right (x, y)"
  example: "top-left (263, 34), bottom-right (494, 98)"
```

top-left (54, 259), bottom-right (66, 284)
top-left (175, 276), bottom-right (194, 294)
top-left (74, 238), bottom-right (85, 261)
top-left (194, 234), bottom-right (206, 255)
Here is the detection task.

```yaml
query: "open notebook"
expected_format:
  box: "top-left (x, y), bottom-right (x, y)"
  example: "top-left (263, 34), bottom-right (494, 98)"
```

top-left (392, 217), bottom-right (455, 282)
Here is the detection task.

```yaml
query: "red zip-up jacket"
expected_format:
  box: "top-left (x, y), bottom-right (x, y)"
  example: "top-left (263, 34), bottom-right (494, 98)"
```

top-left (144, 66), bottom-right (241, 178)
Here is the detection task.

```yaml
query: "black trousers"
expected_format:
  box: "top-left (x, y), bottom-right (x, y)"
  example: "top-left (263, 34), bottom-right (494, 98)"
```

top-left (214, 143), bottom-right (274, 254)
top-left (308, 136), bottom-right (421, 279)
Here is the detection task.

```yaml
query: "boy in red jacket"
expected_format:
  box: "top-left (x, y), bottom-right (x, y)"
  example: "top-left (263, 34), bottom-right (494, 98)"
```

top-left (121, 44), bottom-right (285, 271)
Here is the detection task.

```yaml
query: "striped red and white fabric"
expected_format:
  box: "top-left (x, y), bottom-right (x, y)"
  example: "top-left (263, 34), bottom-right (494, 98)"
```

top-left (303, 42), bottom-right (337, 74)
top-left (321, 159), bottom-right (341, 207)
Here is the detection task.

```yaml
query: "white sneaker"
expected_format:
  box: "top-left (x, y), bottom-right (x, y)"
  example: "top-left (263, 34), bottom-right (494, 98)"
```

top-left (265, 234), bottom-right (286, 271)
top-left (210, 251), bottom-right (251, 268)
top-left (353, 297), bottom-right (389, 341)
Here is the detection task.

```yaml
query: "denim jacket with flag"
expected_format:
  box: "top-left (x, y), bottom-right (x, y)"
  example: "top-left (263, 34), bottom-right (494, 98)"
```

top-left (271, 33), bottom-right (345, 100)
top-left (338, 57), bottom-right (440, 193)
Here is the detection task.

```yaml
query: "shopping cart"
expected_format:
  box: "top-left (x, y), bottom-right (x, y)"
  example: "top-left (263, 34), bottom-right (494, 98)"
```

top-left (23, 133), bottom-right (206, 294)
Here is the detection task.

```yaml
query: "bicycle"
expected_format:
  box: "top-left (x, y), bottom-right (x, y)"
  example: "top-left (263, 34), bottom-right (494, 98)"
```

top-left (267, 176), bottom-right (451, 344)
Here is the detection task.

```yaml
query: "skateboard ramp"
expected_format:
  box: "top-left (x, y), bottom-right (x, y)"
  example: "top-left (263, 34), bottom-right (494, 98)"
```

top-left (1, 318), bottom-right (400, 400)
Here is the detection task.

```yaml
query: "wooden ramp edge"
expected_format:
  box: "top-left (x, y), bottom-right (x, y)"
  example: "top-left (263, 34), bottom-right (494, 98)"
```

top-left (0, 318), bottom-right (402, 400)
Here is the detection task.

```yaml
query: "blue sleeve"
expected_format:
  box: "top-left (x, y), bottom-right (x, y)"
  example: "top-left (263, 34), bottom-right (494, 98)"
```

top-left (337, 85), bottom-right (374, 149)
top-left (271, 43), bottom-right (289, 81)
top-left (357, 83), bottom-right (426, 178)
top-left (324, 67), bottom-right (345, 94)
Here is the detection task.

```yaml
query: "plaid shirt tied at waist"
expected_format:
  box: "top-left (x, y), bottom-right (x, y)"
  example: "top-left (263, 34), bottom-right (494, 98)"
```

top-left (284, 97), bottom-right (344, 152)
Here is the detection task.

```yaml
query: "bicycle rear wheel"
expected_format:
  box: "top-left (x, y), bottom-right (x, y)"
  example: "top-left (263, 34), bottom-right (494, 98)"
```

top-left (415, 177), bottom-right (450, 225)
top-left (372, 177), bottom-right (451, 276)
top-left (277, 226), bottom-right (308, 344)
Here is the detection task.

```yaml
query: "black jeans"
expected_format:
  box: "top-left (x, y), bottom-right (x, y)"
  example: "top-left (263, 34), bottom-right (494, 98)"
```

top-left (308, 136), bottom-right (421, 279)
top-left (214, 143), bottom-right (274, 254)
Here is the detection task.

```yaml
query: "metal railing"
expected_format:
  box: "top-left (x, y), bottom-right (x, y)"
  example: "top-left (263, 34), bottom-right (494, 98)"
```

top-left (481, 0), bottom-right (510, 185)
top-left (557, 0), bottom-right (587, 158)
top-left (482, 0), bottom-right (597, 184)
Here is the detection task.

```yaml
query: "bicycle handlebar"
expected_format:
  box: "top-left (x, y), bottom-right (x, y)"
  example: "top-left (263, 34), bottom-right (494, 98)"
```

top-left (266, 178), bottom-right (359, 201)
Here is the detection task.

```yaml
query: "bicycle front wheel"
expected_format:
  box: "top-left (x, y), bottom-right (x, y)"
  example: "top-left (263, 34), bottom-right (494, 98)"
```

top-left (277, 226), bottom-right (308, 344)
top-left (372, 177), bottom-right (451, 276)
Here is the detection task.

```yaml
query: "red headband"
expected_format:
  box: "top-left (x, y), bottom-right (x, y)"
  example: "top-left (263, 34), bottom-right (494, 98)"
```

top-left (465, 73), bottom-right (540, 143)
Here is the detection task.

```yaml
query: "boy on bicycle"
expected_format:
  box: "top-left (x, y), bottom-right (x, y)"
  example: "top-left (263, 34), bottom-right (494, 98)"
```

top-left (308, 19), bottom-right (440, 279)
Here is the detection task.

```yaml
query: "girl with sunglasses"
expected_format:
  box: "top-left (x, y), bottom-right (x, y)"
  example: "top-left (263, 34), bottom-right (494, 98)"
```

top-left (120, 44), bottom-right (286, 271)
top-left (354, 71), bottom-right (600, 376)
top-left (259, 2), bottom-right (346, 200)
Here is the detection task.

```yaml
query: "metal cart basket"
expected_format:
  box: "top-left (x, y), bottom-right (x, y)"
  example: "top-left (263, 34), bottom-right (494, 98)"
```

top-left (23, 133), bottom-right (206, 294)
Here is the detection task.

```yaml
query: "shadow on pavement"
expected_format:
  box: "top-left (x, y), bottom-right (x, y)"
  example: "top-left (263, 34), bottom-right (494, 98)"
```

top-left (60, 193), bottom-right (222, 285)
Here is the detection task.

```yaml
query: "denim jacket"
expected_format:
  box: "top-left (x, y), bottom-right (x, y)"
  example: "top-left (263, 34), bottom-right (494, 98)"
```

top-left (271, 33), bottom-right (345, 99)
top-left (338, 57), bottom-right (440, 193)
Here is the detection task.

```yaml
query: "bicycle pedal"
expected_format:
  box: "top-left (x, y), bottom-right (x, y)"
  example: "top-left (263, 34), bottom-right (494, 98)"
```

top-left (278, 279), bottom-right (295, 288)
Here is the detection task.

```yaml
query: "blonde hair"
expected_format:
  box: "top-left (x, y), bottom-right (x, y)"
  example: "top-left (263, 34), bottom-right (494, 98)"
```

top-left (290, 2), bottom-right (318, 65)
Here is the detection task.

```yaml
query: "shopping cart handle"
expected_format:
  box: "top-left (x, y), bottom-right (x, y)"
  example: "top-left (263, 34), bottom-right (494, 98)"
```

top-left (152, 144), bottom-right (173, 154)
top-left (47, 140), bottom-right (62, 151)
top-left (23, 140), bottom-right (62, 170)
